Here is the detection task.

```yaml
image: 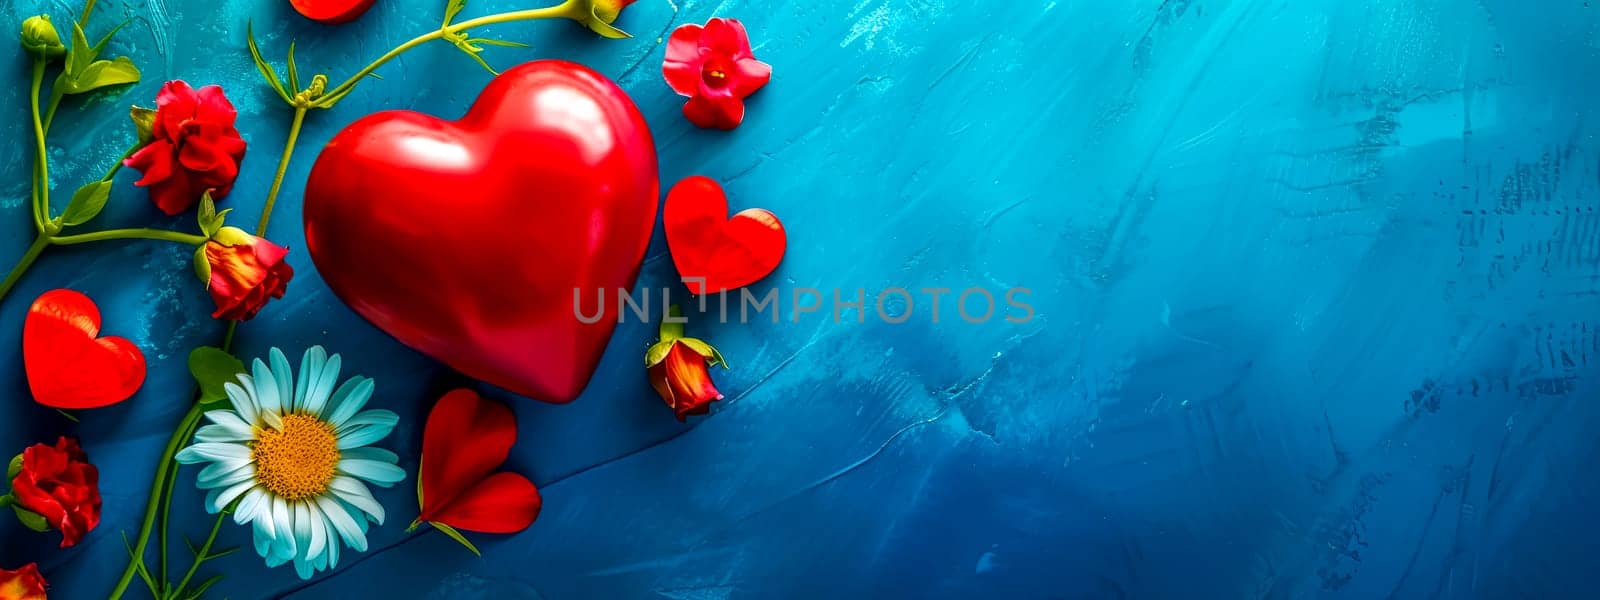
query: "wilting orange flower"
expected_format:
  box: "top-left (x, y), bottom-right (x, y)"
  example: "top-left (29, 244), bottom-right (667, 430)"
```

top-left (644, 306), bottom-right (727, 421)
top-left (196, 227), bottom-right (293, 321)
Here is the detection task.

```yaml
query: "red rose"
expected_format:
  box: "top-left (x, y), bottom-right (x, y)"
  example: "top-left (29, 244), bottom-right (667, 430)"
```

top-left (9, 437), bottom-right (100, 548)
top-left (648, 340), bottom-right (726, 421)
top-left (663, 18), bottom-right (772, 130)
top-left (199, 227), bottom-right (293, 321)
top-left (124, 81), bottom-right (248, 215)
top-left (0, 563), bottom-right (46, 600)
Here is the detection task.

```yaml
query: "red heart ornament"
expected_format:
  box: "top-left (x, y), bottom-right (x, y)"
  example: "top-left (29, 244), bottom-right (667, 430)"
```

top-left (304, 61), bottom-right (659, 403)
top-left (664, 176), bottom-right (786, 295)
top-left (24, 289), bottom-right (147, 409)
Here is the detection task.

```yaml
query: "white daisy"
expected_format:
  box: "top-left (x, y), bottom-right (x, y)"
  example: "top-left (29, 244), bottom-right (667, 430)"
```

top-left (175, 346), bottom-right (405, 579)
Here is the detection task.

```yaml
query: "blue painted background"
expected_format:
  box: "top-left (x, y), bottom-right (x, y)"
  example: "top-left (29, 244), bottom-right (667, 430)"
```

top-left (2, 0), bottom-right (1599, 597)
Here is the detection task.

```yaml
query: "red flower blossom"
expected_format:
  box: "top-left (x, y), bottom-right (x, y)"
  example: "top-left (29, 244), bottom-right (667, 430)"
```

top-left (198, 227), bottom-right (294, 321)
top-left (9, 437), bottom-right (100, 548)
top-left (124, 81), bottom-right (247, 215)
top-left (644, 308), bottom-right (726, 421)
top-left (663, 18), bottom-right (772, 130)
top-left (0, 563), bottom-right (46, 600)
top-left (414, 389), bottom-right (541, 538)
top-left (648, 341), bottom-right (726, 421)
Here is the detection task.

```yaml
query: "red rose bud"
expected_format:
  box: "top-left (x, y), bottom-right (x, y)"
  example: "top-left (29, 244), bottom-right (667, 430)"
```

top-left (7, 437), bottom-right (100, 548)
top-left (663, 18), bottom-right (772, 129)
top-left (196, 227), bottom-right (293, 321)
top-left (644, 306), bottom-right (727, 421)
top-left (124, 81), bottom-right (247, 215)
top-left (0, 563), bottom-right (46, 600)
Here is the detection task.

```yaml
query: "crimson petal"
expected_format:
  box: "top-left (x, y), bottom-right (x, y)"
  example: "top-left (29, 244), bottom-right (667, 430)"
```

top-left (427, 472), bottom-right (542, 534)
top-left (418, 389), bottom-right (518, 523)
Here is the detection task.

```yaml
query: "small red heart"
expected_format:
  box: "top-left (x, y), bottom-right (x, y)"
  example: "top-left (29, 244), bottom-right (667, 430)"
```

top-left (664, 176), bottom-right (786, 295)
top-left (24, 289), bottom-right (147, 409)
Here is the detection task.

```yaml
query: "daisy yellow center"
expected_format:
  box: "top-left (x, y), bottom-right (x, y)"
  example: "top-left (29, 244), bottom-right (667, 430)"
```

top-left (251, 413), bottom-right (340, 500)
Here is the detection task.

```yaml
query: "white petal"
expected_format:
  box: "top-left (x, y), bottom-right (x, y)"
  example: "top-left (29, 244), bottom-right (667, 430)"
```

top-left (338, 459), bottom-right (406, 486)
top-left (304, 500), bottom-right (328, 562)
top-left (341, 446), bottom-right (399, 463)
top-left (225, 378), bottom-right (258, 426)
top-left (252, 358), bottom-right (282, 417)
top-left (324, 517), bottom-right (341, 568)
top-left (315, 495), bottom-right (368, 552)
top-left (194, 424), bottom-right (252, 443)
top-left (336, 424), bottom-right (396, 450)
top-left (208, 480), bottom-right (258, 513)
top-left (273, 496), bottom-right (297, 558)
top-left (270, 348), bottom-right (295, 414)
top-left (253, 517), bottom-right (274, 558)
top-left (177, 442), bottom-right (250, 464)
top-left (308, 354), bottom-right (343, 418)
top-left (197, 462), bottom-right (255, 489)
top-left (329, 476), bottom-right (385, 525)
top-left (236, 487), bottom-right (268, 526)
top-left (197, 459), bottom-right (253, 488)
top-left (295, 347), bottom-right (326, 416)
top-left (203, 410), bottom-right (254, 436)
top-left (323, 377), bottom-right (374, 427)
top-left (336, 410), bottom-right (399, 436)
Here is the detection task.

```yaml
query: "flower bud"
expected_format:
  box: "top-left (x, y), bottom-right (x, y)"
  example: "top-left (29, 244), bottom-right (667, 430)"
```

top-left (576, 0), bottom-right (635, 38)
top-left (19, 15), bottom-right (65, 60)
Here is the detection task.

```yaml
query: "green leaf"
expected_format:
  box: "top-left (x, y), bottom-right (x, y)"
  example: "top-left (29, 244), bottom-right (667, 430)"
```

top-left (6, 454), bottom-right (21, 479)
top-left (91, 20), bottom-right (129, 56)
top-left (204, 545), bottom-right (240, 560)
top-left (246, 22), bottom-right (292, 104)
top-left (66, 21), bottom-right (95, 77)
top-left (644, 340), bottom-right (673, 367)
top-left (60, 180), bottom-right (112, 226)
top-left (286, 40), bottom-right (300, 93)
top-left (185, 574), bottom-right (225, 600)
top-left (470, 38), bottom-right (529, 48)
top-left (430, 522), bottom-right (481, 556)
top-left (193, 246), bottom-right (211, 285)
top-left (444, 0), bottom-right (469, 26)
top-left (196, 192), bottom-right (229, 238)
top-left (189, 346), bottom-right (245, 407)
top-left (62, 56), bottom-right (140, 95)
top-left (14, 505), bottom-right (50, 532)
top-left (129, 104), bottom-right (156, 143)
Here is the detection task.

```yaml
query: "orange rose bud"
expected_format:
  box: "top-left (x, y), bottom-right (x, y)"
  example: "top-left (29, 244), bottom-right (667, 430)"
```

top-left (196, 226), bottom-right (293, 321)
top-left (0, 563), bottom-right (46, 600)
top-left (645, 306), bottom-right (726, 422)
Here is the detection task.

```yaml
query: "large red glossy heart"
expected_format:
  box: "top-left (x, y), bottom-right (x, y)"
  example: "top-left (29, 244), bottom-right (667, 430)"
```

top-left (664, 176), bottom-right (786, 295)
top-left (304, 61), bottom-right (659, 402)
top-left (24, 289), bottom-right (147, 409)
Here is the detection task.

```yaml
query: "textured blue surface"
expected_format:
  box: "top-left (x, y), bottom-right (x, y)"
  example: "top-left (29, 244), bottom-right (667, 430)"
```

top-left (2, 0), bottom-right (1599, 598)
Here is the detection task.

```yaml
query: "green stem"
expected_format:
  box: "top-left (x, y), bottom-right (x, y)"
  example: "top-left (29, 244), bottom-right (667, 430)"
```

top-left (254, 107), bottom-right (306, 236)
top-left (111, 73), bottom-right (302, 599)
top-left (50, 228), bottom-right (207, 246)
top-left (170, 509), bottom-right (227, 599)
top-left (41, 87), bottom-right (64, 134)
top-left (28, 59), bottom-right (50, 235)
top-left (0, 236), bottom-right (49, 302)
top-left (107, 407), bottom-right (203, 600)
top-left (316, 0), bottom-right (579, 104)
top-left (82, 0), bottom-right (99, 23)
